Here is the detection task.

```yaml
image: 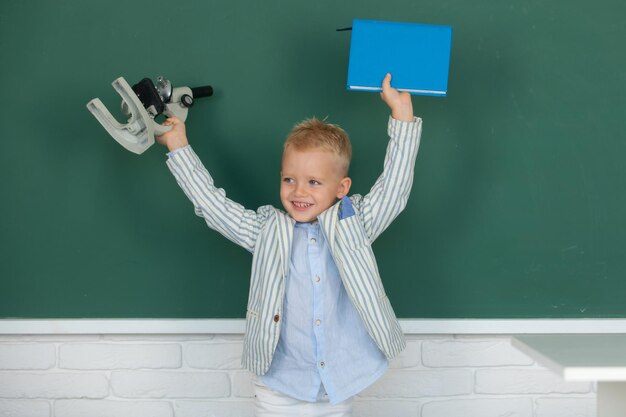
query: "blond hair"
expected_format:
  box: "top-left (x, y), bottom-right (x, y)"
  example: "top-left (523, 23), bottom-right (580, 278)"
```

top-left (283, 118), bottom-right (352, 175)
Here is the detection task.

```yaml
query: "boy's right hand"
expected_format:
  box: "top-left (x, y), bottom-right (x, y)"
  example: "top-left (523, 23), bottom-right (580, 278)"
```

top-left (156, 117), bottom-right (189, 152)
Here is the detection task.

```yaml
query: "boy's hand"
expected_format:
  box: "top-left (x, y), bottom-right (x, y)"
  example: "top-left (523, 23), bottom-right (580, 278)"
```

top-left (380, 73), bottom-right (414, 122)
top-left (156, 117), bottom-right (189, 152)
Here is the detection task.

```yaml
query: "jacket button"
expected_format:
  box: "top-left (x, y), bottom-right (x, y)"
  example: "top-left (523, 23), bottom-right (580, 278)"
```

top-left (273, 314), bottom-right (280, 323)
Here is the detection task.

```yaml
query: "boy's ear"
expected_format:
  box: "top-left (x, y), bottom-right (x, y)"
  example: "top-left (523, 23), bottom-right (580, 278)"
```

top-left (336, 177), bottom-right (352, 199)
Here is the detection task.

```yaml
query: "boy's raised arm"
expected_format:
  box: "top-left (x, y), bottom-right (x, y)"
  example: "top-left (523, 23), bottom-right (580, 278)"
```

top-left (356, 73), bottom-right (422, 242)
top-left (158, 118), bottom-right (266, 253)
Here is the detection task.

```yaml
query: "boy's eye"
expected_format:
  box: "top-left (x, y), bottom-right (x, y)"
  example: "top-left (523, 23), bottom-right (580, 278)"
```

top-left (309, 180), bottom-right (321, 186)
top-left (283, 177), bottom-right (294, 184)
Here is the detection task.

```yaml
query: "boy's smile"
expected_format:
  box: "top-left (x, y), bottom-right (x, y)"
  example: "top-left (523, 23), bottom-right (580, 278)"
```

top-left (280, 147), bottom-right (351, 223)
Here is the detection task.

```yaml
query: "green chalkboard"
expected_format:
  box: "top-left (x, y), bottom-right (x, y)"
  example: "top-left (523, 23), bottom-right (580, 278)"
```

top-left (1, 0), bottom-right (625, 318)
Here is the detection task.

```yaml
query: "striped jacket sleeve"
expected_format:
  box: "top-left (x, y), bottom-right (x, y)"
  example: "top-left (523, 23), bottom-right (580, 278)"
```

top-left (354, 116), bottom-right (422, 242)
top-left (166, 146), bottom-right (269, 253)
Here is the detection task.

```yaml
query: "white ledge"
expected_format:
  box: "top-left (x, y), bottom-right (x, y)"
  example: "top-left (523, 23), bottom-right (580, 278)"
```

top-left (2, 319), bottom-right (626, 335)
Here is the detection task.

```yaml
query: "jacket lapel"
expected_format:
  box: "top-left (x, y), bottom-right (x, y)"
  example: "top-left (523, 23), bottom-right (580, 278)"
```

top-left (318, 200), bottom-right (341, 254)
top-left (275, 210), bottom-right (295, 278)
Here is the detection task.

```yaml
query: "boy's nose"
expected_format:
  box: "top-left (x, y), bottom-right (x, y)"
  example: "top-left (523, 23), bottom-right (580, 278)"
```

top-left (294, 184), bottom-right (307, 197)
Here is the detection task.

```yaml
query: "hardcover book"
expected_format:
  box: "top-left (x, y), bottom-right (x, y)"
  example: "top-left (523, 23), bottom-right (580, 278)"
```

top-left (347, 19), bottom-right (453, 96)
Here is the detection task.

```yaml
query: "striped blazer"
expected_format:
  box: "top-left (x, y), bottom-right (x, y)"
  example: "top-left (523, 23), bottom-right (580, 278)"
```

top-left (167, 116), bottom-right (422, 375)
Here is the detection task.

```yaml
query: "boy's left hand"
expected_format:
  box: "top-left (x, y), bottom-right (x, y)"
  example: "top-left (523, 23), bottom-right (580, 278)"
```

top-left (380, 73), bottom-right (414, 122)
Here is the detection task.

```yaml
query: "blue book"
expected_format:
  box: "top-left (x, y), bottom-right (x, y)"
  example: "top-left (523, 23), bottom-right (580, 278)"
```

top-left (347, 19), bottom-right (453, 96)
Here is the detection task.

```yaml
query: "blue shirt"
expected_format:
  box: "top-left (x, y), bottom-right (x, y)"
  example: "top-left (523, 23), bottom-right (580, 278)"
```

top-left (260, 220), bottom-right (388, 404)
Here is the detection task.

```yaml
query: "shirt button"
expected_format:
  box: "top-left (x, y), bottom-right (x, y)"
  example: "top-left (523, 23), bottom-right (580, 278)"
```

top-left (310, 238), bottom-right (317, 244)
top-left (273, 314), bottom-right (280, 323)
top-left (315, 319), bottom-right (321, 326)
top-left (315, 276), bottom-right (321, 283)
top-left (319, 361), bottom-right (325, 368)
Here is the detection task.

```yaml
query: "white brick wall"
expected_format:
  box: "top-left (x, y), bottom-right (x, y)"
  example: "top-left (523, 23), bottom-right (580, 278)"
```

top-left (0, 335), bottom-right (597, 417)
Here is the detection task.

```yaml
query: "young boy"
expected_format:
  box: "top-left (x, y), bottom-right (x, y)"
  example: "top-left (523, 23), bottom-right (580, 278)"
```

top-left (158, 74), bottom-right (422, 416)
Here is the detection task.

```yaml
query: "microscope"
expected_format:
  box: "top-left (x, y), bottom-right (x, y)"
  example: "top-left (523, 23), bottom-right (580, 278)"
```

top-left (87, 76), bottom-right (213, 154)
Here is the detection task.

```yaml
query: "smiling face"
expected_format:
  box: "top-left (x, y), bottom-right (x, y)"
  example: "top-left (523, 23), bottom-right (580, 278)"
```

top-left (280, 146), bottom-right (352, 223)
